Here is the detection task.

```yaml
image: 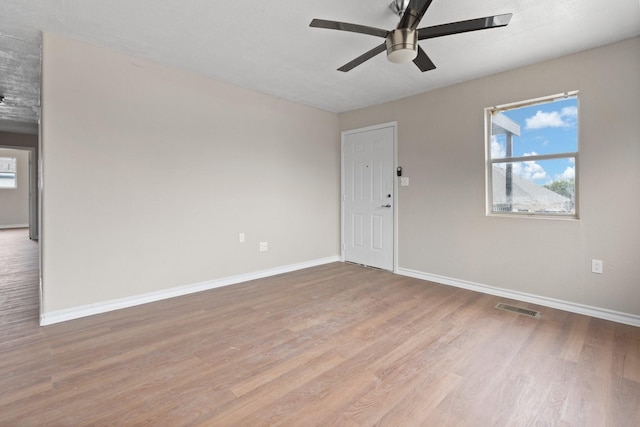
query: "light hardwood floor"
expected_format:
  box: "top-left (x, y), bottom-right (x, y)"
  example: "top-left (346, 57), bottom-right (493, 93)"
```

top-left (1, 228), bottom-right (639, 426)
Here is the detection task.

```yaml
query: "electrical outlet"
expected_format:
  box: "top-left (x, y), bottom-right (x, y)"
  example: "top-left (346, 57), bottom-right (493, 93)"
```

top-left (400, 177), bottom-right (410, 187)
top-left (239, 233), bottom-right (245, 243)
top-left (591, 259), bottom-right (603, 274)
top-left (259, 241), bottom-right (268, 252)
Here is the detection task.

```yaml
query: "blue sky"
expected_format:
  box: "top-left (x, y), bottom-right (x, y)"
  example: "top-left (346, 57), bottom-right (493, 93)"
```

top-left (491, 96), bottom-right (578, 185)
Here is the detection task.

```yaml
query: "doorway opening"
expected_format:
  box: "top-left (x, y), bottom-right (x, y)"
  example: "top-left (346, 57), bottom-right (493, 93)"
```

top-left (0, 136), bottom-right (41, 328)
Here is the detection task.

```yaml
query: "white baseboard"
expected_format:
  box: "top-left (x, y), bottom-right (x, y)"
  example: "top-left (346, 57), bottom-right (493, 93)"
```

top-left (397, 267), bottom-right (640, 328)
top-left (40, 256), bottom-right (341, 326)
top-left (0, 224), bottom-right (29, 230)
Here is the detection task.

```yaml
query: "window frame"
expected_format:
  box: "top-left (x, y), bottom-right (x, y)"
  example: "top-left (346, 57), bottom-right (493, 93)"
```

top-left (485, 91), bottom-right (580, 219)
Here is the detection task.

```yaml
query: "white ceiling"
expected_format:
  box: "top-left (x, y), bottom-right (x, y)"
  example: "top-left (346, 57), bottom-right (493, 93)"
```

top-left (1, 0), bottom-right (639, 134)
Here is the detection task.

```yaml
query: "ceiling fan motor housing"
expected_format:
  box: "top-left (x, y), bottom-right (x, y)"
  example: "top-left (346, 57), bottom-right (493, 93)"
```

top-left (386, 28), bottom-right (418, 63)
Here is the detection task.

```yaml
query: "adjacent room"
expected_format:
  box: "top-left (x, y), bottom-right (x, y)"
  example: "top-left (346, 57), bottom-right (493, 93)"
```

top-left (0, 0), bottom-right (638, 424)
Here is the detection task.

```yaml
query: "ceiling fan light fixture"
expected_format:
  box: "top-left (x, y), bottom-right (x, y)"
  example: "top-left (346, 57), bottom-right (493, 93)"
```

top-left (387, 47), bottom-right (418, 64)
top-left (386, 28), bottom-right (418, 64)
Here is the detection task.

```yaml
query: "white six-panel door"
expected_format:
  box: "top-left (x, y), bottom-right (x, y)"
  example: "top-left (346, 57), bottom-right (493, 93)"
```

top-left (342, 123), bottom-right (395, 271)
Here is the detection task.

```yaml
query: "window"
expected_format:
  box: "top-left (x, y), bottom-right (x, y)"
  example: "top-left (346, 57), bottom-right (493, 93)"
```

top-left (486, 92), bottom-right (579, 218)
top-left (0, 157), bottom-right (17, 189)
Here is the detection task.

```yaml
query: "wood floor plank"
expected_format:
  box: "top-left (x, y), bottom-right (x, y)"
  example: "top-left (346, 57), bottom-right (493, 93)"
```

top-left (561, 318), bottom-right (615, 425)
top-left (1, 228), bottom-right (639, 425)
top-left (621, 325), bottom-right (640, 383)
top-left (504, 320), bottom-right (575, 425)
top-left (560, 313), bottom-right (591, 363)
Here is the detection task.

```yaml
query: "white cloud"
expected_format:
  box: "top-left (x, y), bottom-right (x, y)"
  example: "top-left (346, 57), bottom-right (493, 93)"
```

top-left (525, 111), bottom-right (565, 130)
top-left (513, 160), bottom-right (548, 181)
top-left (525, 107), bottom-right (577, 130)
top-left (561, 106), bottom-right (578, 117)
top-left (490, 136), bottom-right (505, 158)
top-left (558, 166), bottom-right (575, 180)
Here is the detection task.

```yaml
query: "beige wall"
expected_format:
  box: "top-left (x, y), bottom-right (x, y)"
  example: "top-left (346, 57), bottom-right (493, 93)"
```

top-left (41, 33), bottom-right (340, 313)
top-left (340, 37), bottom-right (640, 317)
top-left (0, 148), bottom-right (30, 227)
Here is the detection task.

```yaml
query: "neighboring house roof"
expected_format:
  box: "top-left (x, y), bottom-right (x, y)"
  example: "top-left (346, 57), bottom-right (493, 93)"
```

top-left (492, 165), bottom-right (570, 211)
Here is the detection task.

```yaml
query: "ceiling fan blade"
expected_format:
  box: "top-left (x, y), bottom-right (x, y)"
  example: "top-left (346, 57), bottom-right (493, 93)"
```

top-left (413, 0), bottom-right (435, 27)
top-left (413, 46), bottom-right (436, 72)
top-left (417, 13), bottom-right (513, 40)
top-left (337, 43), bottom-right (387, 72)
top-left (310, 19), bottom-right (388, 38)
top-left (398, 0), bottom-right (435, 30)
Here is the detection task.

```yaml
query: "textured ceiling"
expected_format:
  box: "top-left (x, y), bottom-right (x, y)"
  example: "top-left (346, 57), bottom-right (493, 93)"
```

top-left (1, 0), bottom-right (639, 134)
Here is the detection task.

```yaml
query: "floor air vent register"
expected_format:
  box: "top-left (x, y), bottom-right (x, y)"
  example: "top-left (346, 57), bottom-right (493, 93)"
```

top-left (495, 303), bottom-right (541, 318)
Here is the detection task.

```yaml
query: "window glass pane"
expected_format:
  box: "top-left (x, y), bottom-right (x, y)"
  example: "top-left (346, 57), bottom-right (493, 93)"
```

top-left (492, 158), bottom-right (576, 214)
top-left (490, 133), bottom-right (508, 159)
top-left (491, 97), bottom-right (578, 159)
top-left (0, 157), bottom-right (17, 189)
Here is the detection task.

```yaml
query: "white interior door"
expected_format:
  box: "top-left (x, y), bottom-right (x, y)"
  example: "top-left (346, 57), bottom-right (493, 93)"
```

top-left (342, 123), bottom-right (395, 271)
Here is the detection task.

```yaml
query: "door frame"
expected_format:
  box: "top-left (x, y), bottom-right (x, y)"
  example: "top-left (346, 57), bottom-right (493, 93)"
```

top-left (341, 121), bottom-right (398, 272)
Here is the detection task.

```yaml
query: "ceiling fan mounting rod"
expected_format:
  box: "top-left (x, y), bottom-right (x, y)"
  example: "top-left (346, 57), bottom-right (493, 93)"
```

top-left (389, 0), bottom-right (411, 16)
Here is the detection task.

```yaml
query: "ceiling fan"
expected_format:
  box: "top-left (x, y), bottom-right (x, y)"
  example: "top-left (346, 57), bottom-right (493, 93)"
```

top-left (310, 0), bottom-right (513, 72)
